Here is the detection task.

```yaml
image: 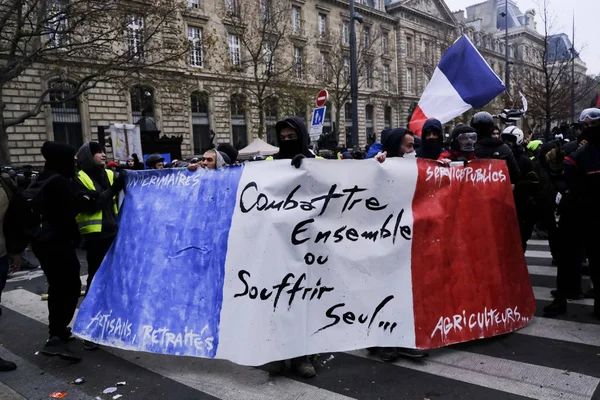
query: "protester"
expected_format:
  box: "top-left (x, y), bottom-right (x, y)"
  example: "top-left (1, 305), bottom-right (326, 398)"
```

top-left (471, 111), bottom-right (521, 183)
top-left (217, 143), bottom-right (239, 165)
top-left (545, 108), bottom-right (600, 317)
top-left (375, 128), bottom-right (415, 163)
top-left (0, 171), bottom-right (19, 371)
top-left (262, 116), bottom-right (316, 378)
top-left (438, 124), bottom-right (477, 164)
top-left (501, 127), bottom-right (540, 251)
top-left (5, 142), bottom-right (92, 361)
top-left (75, 142), bottom-right (125, 350)
top-left (416, 118), bottom-right (445, 160)
top-left (145, 154), bottom-right (165, 169)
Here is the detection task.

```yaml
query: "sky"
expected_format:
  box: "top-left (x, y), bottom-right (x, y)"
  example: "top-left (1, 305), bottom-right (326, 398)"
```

top-left (444, 0), bottom-right (600, 75)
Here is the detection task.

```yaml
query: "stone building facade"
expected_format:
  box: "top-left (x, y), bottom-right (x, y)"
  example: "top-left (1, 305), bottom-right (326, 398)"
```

top-left (2, 0), bottom-right (587, 165)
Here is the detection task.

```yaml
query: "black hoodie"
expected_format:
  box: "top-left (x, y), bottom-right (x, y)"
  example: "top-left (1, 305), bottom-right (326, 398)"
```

top-left (75, 142), bottom-right (119, 240)
top-left (382, 128), bottom-right (411, 158)
top-left (273, 116), bottom-right (314, 160)
top-left (475, 137), bottom-right (521, 183)
top-left (4, 142), bottom-right (88, 253)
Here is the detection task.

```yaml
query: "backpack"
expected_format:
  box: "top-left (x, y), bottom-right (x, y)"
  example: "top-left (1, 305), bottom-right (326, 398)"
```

top-left (7, 174), bottom-right (61, 245)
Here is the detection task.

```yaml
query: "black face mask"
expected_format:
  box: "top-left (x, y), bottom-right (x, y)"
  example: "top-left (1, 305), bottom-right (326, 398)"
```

top-left (423, 138), bottom-right (441, 149)
top-left (278, 140), bottom-right (303, 159)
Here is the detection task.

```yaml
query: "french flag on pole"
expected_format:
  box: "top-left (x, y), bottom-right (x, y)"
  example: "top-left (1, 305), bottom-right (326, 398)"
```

top-left (409, 35), bottom-right (506, 136)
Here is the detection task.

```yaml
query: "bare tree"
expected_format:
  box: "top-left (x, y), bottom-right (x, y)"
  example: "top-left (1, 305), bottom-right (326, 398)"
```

top-left (0, 0), bottom-right (191, 164)
top-left (513, 0), bottom-right (588, 134)
top-left (216, 0), bottom-right (299, 140)
top-left (311, 20), bottom-right (383, 145)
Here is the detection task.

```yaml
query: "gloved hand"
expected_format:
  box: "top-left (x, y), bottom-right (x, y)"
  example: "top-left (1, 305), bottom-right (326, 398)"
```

top-left (112, 174), bottom-right (126, 192)
top-left (291, 154), bottom-right (306, 169)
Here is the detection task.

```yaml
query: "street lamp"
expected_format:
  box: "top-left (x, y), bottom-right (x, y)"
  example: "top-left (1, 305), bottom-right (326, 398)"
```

top-left (349, 0), bottom-right (363, 148)
top-left (500, 0), bottom-right (510, 93)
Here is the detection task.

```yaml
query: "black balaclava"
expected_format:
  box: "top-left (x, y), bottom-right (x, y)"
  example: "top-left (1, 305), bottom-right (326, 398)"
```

top-left (582, 125), bottom-right (600, 147)
top-left (450, 124), bottom-right (477, 152)
top-left (418, 119), bottom-right (444, 159)
top-left (274, 116), bottom-right (312, 160)
top-left (382, 128), bottom-right (411, 158)
top-left (41, 141), bottom-right (76, 177)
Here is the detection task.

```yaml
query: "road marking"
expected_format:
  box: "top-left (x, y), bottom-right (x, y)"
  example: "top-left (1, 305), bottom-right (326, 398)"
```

top-left (6, 270), bottom-right (44, 282)
top-left (525, 250), bottom-right (553, 259)
top-left (517, 317), bottom-right (600, 347)
top-left (528, 265), bottom-right (555, 277)
top-left (527, 239), bottom-right (550, 246)
top-left (1, 289), bottom-right (356, 400)
top-left (348, 349), bottom-right (600, 400)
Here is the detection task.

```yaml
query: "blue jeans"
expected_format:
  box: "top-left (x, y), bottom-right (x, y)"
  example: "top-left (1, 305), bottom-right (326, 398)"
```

top-left (0, 255), bottom-right (9, 303)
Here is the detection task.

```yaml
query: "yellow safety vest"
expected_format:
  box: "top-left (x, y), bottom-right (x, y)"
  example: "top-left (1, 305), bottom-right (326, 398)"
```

top-left (75, 169), bottom-right (118, 235)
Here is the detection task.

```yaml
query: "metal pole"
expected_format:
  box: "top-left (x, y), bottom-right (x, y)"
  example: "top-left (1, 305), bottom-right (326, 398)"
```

top-left (504, 0), bottom-right (510, 94)
top-left (571, 11), bottom-right (576, 123)
top-left (349, 0), bottom-right (359, 148)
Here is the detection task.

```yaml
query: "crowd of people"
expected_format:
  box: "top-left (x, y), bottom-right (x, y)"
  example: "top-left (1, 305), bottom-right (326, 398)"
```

top-left (0, 107), bottom-right (598, 377)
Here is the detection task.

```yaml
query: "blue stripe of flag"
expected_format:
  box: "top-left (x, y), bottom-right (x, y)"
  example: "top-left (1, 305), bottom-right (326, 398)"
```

top-left (438, 35), bottom-right (506, 109)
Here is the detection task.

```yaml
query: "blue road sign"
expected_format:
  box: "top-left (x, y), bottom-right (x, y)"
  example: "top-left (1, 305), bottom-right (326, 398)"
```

top-left (311, 107), bottom-right (326, 127)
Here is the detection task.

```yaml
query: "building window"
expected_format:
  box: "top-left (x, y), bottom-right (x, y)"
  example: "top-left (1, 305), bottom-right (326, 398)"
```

top-left (46, 0), bottom-right (69, 48)
top-left (49, 80), bottom-right (82, 149)
top-left (230, 94), bottom-right (247, 149)
top-left (130, 85), bottom-right (154, 123)
top-left (406, 68), bottom-right (414, 93)
top-left (382, 65), bottom-right (390, 91)
top-left (188, 26), bottom-right (203, 67)
top-left (318, 13), bottom-right (327, 39)
top-left (228, 34), bottom-right (241, 66)
top-left (342, 22), bottom-right (349, 45)
top-left (365, 104), bottom-right (374, 145)
top-left (293, 46), bottom-right (303, 79)
top-left (191, 91), bottom-right (211, 154)
top-left (265, 97), bottom-right (278, 146)
top-left (263, 41), bottom-right (274, 74)
top-left (225, 0), bottom-right (239, 15)
top-left (381, 30), bottom-right (389, 53)
top-left (363, 26), bottom-right (371, 48)
top-left (126, 15), bottom-right (144, 58)
top-left (343, 57), bottom-right (350, 79)
top-left (292, 6), bottom-right (303, 35)
top-left (406, 36), bottom-right (413, 58)
top-left (423, 40), bottom-right (431, 61)
top-left (260, 0), bottom-right (271, 23)
top-left (365, 65), bottom-right (373, 89)
top-left (188, 0), bottom-right (199, 8)
top-left (384, 106), bottom-right (392, 129)
top-left (319, 51), bottom-right (329, 79)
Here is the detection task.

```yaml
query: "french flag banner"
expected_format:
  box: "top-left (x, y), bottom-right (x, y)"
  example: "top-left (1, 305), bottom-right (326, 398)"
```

top-left (73, 159), bottom-right (535, 366)
top-left (409, 35), bottom-right (506, 136)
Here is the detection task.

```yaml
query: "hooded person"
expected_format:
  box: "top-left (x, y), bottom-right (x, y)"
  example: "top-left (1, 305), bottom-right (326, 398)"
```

top-left (439, 124), bottom-right (477, 163)
top-left (417, 119), bottom-right (445, 160)
top-left (375, 128), bottom-right (415, 163)
top-left (75, 142), bottom-right (124, 350)
top-left (471, 111), bottom-right (521, 184)
top-left (545, 112), bottom-right (600, 318)
top-left (201, 149), bottom-right (227, 170)
top-left (145, 154), bottom-right (165, 169)
top-left (217, 143), bottom-right (239, 164)
top-left (262, 117), bottom-right (317, 380)
top-left (6, 142), bottom-right (95, 361)
top-left (271, 116), bottom-right (314, 167)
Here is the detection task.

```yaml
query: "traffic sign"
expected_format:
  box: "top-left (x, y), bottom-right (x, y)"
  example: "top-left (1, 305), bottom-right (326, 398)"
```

top-left (309, 106), bottom-right (327, 141)
top-left (316, 90), bottom-right (329, 107)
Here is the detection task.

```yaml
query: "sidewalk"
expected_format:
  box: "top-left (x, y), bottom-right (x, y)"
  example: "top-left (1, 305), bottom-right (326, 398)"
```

top-left (0, 381), bottom-right (25, 399)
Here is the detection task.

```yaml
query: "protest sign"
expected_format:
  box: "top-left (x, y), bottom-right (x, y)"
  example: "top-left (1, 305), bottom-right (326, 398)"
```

top-left (73, 159), bottom-right (535, 365)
